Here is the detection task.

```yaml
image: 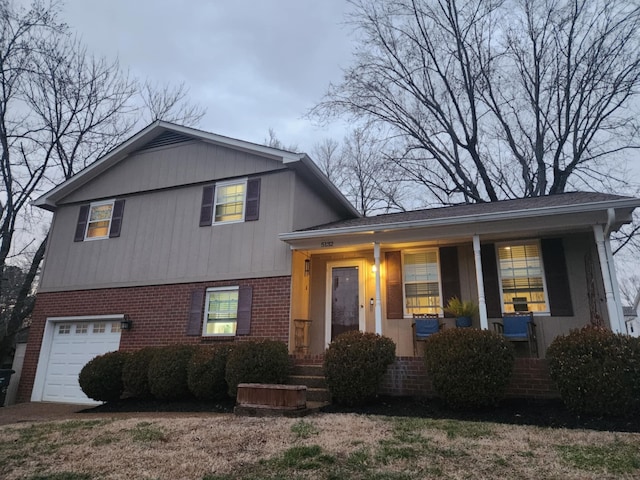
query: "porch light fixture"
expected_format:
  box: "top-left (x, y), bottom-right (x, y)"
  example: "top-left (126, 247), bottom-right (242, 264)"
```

top-left (120, 316), bottom-right (132, 330)
top-left (372, 264), bottom-right (378, 273)
top-left (304, 259), bottom-right (311, 276)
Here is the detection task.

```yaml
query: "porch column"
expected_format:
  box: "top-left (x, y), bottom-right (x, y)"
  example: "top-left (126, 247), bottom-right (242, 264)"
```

top-left (472, 235), bottom-right (489, 330)
top-left (593, 225), bottom-right (624, 333)
top-left (373, 242), bottom-right (383, 334)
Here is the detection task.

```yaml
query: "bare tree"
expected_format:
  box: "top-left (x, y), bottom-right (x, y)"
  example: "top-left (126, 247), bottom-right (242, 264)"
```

top-left (311, 0), bottom-right (640, 205)
top-left (141, 80), bottom-right (205, 126)
top-left (263, 127), bottom-right (299, 152)
top-left (312, 137), bottom-right (344, 187)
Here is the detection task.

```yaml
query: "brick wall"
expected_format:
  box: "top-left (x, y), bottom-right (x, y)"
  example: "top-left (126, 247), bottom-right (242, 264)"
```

top-left (379, 357), bottom-right (558, 399)
top-left (17, 276), bottom-right (291, 403)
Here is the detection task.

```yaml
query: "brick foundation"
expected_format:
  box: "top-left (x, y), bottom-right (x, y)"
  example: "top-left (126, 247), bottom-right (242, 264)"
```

top-left (17, 276), bottom-right (291, 403)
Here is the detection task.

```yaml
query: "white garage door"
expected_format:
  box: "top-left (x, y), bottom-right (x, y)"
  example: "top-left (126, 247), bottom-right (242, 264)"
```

top-left (42, 320), bottom-right (121, 404)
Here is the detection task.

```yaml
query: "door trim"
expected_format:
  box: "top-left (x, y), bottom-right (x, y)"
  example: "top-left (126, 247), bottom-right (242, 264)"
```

top-left (325, 259), bottom-right (366, 348)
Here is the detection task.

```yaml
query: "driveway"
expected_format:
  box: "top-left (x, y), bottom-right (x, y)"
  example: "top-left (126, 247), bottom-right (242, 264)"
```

top-left (0, 402), bottom-right (86, 426)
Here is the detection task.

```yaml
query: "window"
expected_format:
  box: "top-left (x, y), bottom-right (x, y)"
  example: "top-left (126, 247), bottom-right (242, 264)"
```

top-left (76, 324), bottom-right (88, 334)
top-left (497, 242), bottom-right (548, 313)
top-left (58, 324), bottom-right (71, 335)
top-left (403, 250), bottom-right (441, 316)
top-left (93, 323), bottom-right (106, 334)
top-left (203, 287), bottom-right (239, 336)
top-left (85, 201), bottom-right (114, 239)
top-left (214, 180), bottom-right (246, 223)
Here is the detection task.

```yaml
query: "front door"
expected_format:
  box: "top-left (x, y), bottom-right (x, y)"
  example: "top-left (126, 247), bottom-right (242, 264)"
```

top-left (326, 260), bottom-right (366, 345)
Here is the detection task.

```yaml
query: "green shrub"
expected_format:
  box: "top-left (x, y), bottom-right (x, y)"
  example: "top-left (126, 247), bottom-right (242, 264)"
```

top-left (323, 331), bottom-right (396, 406)
top-left (225, 340), bottom-right (291, 397)
top-left (78, 350), bottom-right (128, 402)
top-left (147, 344), bottom-right (196, 400)
top-left (187, 344), bottom-right (234, 400)
top-left (423, 328), bottom-right (514, 408)
top-left (547, 326), bottom-right (640, 416)
top-left (122, 347), bottom-right (159, 398)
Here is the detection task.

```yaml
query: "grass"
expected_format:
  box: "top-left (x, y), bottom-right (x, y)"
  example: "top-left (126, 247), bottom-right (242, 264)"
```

top-left (291, 420), bottom-right (320, 439)
top-left (556, 441), bottom-right (640, 474)
top-left (129, 421), bottom-right (167, 443)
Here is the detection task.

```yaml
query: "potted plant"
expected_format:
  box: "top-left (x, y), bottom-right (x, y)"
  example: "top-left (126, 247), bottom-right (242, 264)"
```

top-left (444, 297), bottom-right (478, 328)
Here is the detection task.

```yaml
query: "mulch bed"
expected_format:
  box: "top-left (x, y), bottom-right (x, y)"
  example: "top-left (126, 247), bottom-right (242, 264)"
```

top-left (82, 396), bottom-right (640, 433)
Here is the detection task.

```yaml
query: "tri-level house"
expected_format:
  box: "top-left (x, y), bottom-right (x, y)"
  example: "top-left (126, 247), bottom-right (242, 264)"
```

top-left (17, 122), bottom-right (640, 404)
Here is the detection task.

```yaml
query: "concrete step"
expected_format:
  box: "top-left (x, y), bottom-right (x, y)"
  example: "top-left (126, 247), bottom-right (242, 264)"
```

top-left (306, 387), bottom-right (331, 403)
top-left (292, 364), bottom-right (325, 377)
top-left (289, 375), bottom-right (327, 389)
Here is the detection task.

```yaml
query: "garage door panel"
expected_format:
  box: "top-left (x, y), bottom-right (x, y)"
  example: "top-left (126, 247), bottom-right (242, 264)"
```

top-left (42, 320), bottom-right (122, 404)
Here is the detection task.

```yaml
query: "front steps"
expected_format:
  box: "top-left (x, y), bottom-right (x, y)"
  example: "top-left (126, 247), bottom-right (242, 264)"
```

top-left (289, 364), bottom-right (331, 404)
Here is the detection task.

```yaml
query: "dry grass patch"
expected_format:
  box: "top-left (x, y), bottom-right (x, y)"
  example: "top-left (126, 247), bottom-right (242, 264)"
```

top-left (1, 413), bottom-right (639, 479)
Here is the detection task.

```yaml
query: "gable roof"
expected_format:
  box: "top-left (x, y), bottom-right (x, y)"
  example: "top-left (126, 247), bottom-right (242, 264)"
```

top-left (280, 191), bottom-right (640, 242)
top-left (33, 121), bottom-right (359, 217)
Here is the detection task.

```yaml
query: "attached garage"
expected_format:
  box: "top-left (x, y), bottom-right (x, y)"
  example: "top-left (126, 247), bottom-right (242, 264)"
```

top-left (31, 315), bottom-right (123, 405)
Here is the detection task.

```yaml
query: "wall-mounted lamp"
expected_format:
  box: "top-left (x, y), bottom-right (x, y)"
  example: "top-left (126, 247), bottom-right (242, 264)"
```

top-left (371, 264), bottom-right (378, 273)
top-left (120, 315), bottom-right (132, 330)
top-left (304, 259), bottom-right (311, 276)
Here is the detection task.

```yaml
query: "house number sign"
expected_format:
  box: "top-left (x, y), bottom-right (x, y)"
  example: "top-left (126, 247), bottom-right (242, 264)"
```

top-left (320, 241), bottom-right (334, 248)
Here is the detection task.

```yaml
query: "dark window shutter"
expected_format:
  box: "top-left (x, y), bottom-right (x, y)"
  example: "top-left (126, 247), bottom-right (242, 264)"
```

top-left (385, 251), bottom-right (404, 319)
top-left (200, 185), bottom-right (215, 226)
top-left (245, 178), bottom-right (261, 221)
top-left (481, 243), bottom-right (502, 318)
top-left (541, 238), bottom-right (574, 316)
top-left (74, 204), bottom-right (90, 242)
top-left (186, 289), bottom-right (205, 336)
top-left (439, 246), bottom-right (461, 318)
top-left (236, 285), bottom-right (253, 335)
top-left (109, 199), bottom-right (125, 238)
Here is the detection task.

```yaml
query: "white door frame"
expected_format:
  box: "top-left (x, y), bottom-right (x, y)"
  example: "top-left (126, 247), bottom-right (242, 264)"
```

top-left (325, 259), bottom-right (366, 348)
top-left (31, 314), bottom-right (125, 402)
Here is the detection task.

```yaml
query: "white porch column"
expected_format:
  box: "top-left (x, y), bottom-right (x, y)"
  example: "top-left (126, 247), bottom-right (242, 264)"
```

top-left (472, 235), bottom-right (489, 330)
top-left (373, 242), bottom-right (383, 335)
top-left (593, 225), bottom-right (624, 333)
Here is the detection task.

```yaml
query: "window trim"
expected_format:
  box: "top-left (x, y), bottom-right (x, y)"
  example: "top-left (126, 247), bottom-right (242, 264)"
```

top-left (212, 179), bottom-right (247, 225)
top-left (401, 248), bottom-right (443, 318)
top-left (84, 200), bottom-right (115, 241)
top-left (496, 240), bottom-right (550, 315)
top-left (202, 286), bottom-right (239, 337)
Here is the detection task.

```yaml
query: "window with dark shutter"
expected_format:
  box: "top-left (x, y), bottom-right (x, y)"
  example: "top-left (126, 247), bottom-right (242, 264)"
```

top-left (439, 246), bottom-right (461, 318)
top-left (541, 238), bottom-right (574, 316)
top-left (74, 205), bottom-right (90, 242)
top-left (235, 285), bottom-right (253, 335)
top-left (481, 243), bottom-right (502, 318)
top-left (109, 199), bottom-right (125, 237)
top-left (186, 289), bottom-right (205, 336)
top-left (245, 178), bottom-right (261, 221)
top-left (385, 251), bottom-right (403, 319)
top-left (200, 184), bottom-right (215, 226)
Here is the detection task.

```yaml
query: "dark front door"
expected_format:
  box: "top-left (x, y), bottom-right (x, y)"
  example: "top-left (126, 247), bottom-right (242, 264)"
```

top-left (331, 266), bottom-right (360, 340)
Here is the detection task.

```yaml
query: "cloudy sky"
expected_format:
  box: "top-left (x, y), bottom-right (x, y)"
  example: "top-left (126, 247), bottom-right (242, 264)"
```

top-left (61, 0), bottom-right (355, 153)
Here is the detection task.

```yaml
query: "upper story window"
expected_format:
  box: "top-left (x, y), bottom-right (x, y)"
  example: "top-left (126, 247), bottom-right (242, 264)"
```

top-left (199, 177), bottom-right (261, 227)
top-left (497, 241), bottom-right (548, 313)
top-left (403, 249), bottom-right (442, 316)
top-left (74, 199), bottom-right (125, 242)
top-left (214, 180), bottom-right (246, 223)
top-left (203, 287), bottom-right (239, 336)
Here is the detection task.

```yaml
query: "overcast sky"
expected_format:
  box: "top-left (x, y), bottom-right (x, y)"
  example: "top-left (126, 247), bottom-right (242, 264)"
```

top-left (61, 0), bottom-right (355, 153)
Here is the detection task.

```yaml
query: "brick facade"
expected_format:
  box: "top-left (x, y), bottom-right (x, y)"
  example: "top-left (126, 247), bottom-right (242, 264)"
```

top-left (17, 276), bottom-right (291, 403)
top-left (378, 357), bottom-right (558, 399)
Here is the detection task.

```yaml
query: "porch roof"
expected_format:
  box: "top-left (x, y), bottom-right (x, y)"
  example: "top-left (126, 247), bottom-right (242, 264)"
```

top-left (280, 192), bottom-right (640, 248)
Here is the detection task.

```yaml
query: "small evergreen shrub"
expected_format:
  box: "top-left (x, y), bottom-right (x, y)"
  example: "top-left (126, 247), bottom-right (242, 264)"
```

top-left (423, 328), bottom-right (514, 408)
top-left (225, 340), bottom-right (291, 397)
top-left (323, 331), bottom-right (396, 406)
top-left (122, 346), bottom-right (160, 398)
top-left (187, 344), bottom-right (234, 400)
top-left (78, 350), bottom-right (128, 402)
top-left (547, 326), bottom-right (640, 416)
top-left (147, 344), bottom-right (196, 400)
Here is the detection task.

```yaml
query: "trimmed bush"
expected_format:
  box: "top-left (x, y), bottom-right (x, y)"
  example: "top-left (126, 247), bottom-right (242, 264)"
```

top-left (122, 347), bottom-right (159, 398)
top-left (147, 344), bottom-right (196, 400)
top-left (78, 350), bottom-right (128, 402)
top-left (187, 344), bottom-right (234, 400)
top-left (324, 331), bottom-right (396, 406)
top-left (225, 340), bottom-right (291, 397)
top-left (547, 326), bottom-right (640, 416)
top-left (423, 328), bottom-right (514, 408)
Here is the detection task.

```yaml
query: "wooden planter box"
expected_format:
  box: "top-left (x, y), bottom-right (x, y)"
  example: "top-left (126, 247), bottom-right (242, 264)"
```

top-left (236, 383), bottom-right (307, 410)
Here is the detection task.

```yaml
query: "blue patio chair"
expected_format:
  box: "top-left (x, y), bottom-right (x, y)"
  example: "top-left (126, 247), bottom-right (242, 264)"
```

top-left (493, 312), bottom-right (538, 357)
top-left (412, 313), bottom-right (442, 356)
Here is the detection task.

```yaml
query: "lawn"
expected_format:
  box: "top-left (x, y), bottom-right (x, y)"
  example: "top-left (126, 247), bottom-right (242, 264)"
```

top-left (1, 412), bottom-right (639, 479)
